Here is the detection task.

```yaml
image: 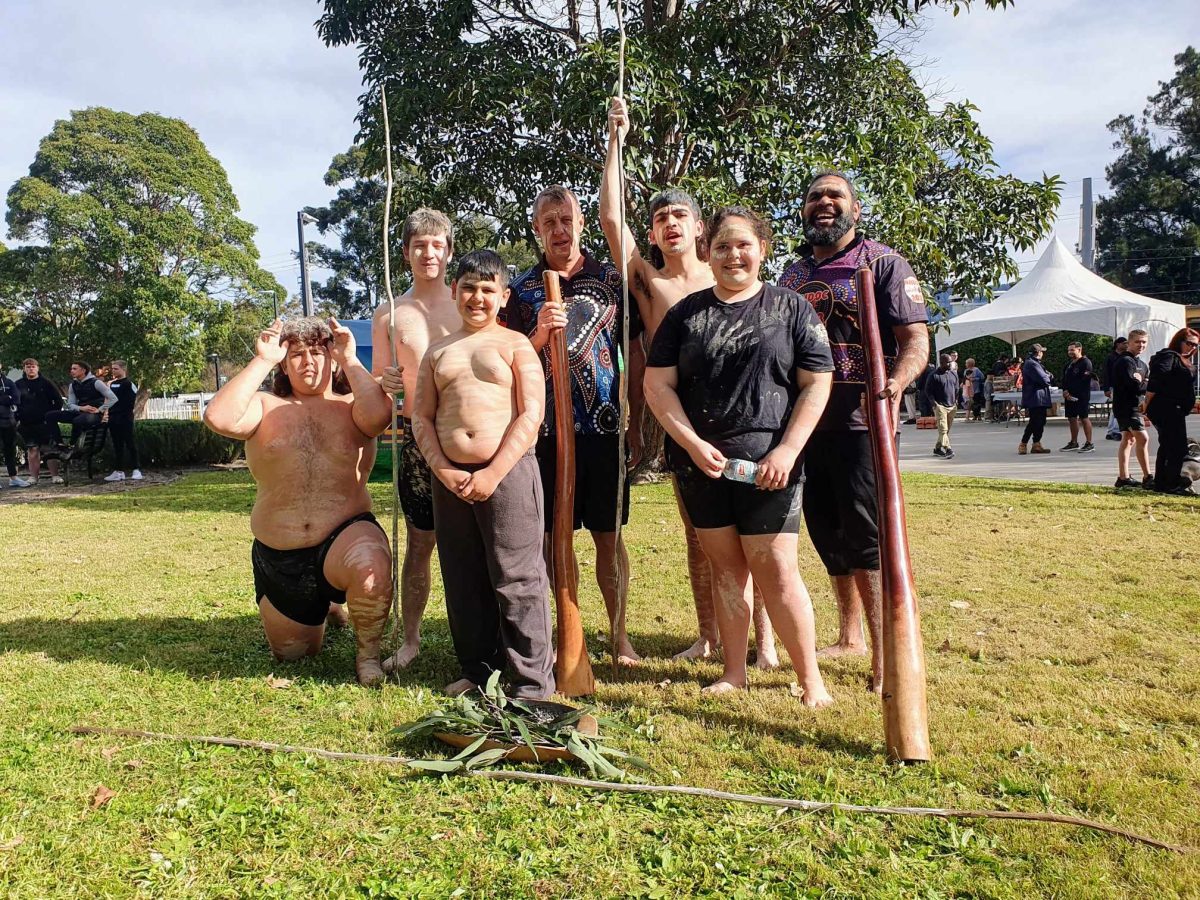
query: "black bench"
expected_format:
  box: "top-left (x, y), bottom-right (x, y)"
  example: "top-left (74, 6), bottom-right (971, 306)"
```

top-left (41, 421), bottom-right (109, 485)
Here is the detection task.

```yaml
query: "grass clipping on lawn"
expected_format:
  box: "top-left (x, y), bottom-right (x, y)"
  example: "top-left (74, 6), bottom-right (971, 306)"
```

top-left (394, 671), bottom-right (650, 779)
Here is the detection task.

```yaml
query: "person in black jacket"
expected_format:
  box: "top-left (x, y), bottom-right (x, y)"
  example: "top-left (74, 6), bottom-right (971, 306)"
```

top-left (15, 359), bottom-right (64, 483)
top-left (1, 362), bottom-right (31, 487)
top-left (44, 361), bottom-right (117, 447)
top-left (103, 360), bottom-right (143, 482)
top-left (1146, 328), bottom-right (1198, 495)
top-left (924, 354), bottom-right (959, 458)
top-left (1019, 344), bottom-right (1053, 454)
top-left (1112, 330), bottom-right (1153, 489)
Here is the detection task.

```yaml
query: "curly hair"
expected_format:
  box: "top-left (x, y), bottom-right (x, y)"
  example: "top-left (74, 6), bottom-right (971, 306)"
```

top-left (270, 317), bottom-right (350, 397)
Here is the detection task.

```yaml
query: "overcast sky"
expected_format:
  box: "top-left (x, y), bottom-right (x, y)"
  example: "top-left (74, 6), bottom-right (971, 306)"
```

top-left (2, 0), bottom-right (1198, 295)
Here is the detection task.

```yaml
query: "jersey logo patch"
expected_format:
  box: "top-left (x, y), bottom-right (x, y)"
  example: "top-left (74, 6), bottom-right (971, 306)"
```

top-left (903, 276), bottom-right (924, 304)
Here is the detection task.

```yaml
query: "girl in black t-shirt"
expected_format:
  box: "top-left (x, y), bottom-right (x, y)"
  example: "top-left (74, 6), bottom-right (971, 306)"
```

top-left (645, 206), bottom-right (835, 705)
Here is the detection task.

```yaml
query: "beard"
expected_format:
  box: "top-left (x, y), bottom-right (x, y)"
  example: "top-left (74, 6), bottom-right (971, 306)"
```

top-left (803, 209), bottom-right (856, 246)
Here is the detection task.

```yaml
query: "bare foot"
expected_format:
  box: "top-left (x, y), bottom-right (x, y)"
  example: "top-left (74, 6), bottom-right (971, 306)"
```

top-left (701, 678), bottom-right (748, 695)
top-left (793, 681), bottom-right (835, 708)
top-left (325, 604), bottom-right (349, 628)
top-left (752, 645), bottom-right (780, 670)
top-left (381, 641), bottom-right (419, 673)
top-left (444, 677), bottom-right (476, 697)
top-left (615, 641), bottom-right (642, 667)
top-left (673, 637), bottom-right (718, 661)
top-left (356, 657), bottom-right (385, 687)
top-left (816, 642), bottom-right (869, 660)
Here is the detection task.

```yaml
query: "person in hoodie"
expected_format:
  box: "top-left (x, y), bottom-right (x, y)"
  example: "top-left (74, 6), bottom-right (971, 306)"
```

top-left (15, 359), bottom-right (64, 484)
top-left (1018, 344), bottom-right (1053, 455)
top-left (0, 363), bottom-right (31, 487)
top-left (924, 354), bottom-right (958, 459)
top-left (1145, 327), bottom-right (1198, 495)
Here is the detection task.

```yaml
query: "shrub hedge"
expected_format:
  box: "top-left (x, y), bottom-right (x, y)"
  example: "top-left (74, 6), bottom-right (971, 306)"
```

top-left (98, 419), bottom-right (242, 469)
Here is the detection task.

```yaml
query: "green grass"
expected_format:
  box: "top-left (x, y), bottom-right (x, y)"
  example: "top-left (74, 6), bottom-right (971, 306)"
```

top-left (1, 472), bottom-right (1198, 898)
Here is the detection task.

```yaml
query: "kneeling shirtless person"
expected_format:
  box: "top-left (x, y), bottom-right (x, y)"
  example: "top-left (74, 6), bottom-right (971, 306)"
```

top-left (204, 316), bottom-right (394, 685)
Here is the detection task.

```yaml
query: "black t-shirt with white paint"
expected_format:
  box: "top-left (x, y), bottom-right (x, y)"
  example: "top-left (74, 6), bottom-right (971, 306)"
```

top-left (647, 283), bottom-right (834, 468)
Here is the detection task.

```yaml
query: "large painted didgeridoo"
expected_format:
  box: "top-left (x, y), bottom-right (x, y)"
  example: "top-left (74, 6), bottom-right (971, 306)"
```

top-left (855, 266), bottom-right (931, 763)
top-left (543, 271), bottom-right (596, 697)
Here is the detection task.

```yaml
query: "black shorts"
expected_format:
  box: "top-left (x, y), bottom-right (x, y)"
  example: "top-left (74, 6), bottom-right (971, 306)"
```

top-left (673, 464), bottom-right (802, 535)
top-left (397, 420), bottom-right (434, 532)
top-left (1116, 412), bottom-right (1145, 433)
top-left (801, 431), bottom-right (882, 576)
top-left (16, 422), bottom-right (54, 446)
top-left (251, 512), bottom-right (384, 626)
top-left (1064, 398), bottom-right (1090, 420)
top-left (535, 433), bottom-right (630, 533)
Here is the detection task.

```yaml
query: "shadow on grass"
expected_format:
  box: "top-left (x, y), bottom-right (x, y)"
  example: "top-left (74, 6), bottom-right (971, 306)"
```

top-left (0, 612), bottom-right (455, 687)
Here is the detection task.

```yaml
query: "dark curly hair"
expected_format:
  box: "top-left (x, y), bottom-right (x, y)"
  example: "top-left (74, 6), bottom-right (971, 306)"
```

top-left (270, 317), bottom-right (350, 397)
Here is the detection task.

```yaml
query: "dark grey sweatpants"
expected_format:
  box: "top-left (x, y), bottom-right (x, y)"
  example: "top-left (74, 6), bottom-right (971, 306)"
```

top-left (432, 452), bottom-right (554, 699)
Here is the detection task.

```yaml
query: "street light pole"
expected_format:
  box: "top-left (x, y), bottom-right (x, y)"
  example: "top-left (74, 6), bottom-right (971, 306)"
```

top-left (209, 353), bottom-right (221, 390)
top-left (297, 211), bottom-right (318, 316)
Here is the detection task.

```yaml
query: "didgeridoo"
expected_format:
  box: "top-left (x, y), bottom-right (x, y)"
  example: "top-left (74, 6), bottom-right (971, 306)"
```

top-left (855, 266), bottom-right (931, 763)
top-left (544, 271), bottom-right (596, 697)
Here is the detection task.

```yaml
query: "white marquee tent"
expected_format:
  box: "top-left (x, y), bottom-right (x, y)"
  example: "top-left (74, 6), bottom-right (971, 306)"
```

top-left (935, 238), bottom-right (1187, 355)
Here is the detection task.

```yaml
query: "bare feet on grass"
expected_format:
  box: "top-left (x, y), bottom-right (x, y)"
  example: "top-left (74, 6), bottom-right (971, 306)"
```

top-left (701, 678), bottom-right (748, 695)
top-left (816, 641), bottom-right (869, 659)
top-left (616, 639), bottom-right (642, 667)
top-left (790, 681), bottom-right (835, 709)
top-left (673, 637), bottom-right (718, 661)
top-left (444, 677), bottom-right (476, 697)
top-left (356, 657), bottom-right (385, 687)
top-left (381, 641), bottom-right (420, 673)
top-left (752, 643), bottom-right (780, 670)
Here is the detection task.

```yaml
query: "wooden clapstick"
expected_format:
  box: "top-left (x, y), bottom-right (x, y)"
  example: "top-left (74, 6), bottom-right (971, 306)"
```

top-left (855, 266), bottom-right (931, 763)
top-left (544, 270), bottom-right (595, 697)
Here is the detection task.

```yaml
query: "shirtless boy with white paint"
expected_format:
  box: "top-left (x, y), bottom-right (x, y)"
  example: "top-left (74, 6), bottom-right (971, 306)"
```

top-left (601, 97), bottom-right (778, 667)
top-left (411, 250), bottom-right (553, 699)
top-left (203, 317), bottom-right (394, 685)
top-left (370, 209), bottom-right (460, 672)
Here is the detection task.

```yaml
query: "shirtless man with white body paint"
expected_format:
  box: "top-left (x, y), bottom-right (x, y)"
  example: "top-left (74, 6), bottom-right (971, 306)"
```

top-left (601, 96), bottom-right (778, 667)
top-left (204, 317), bottom-right (394, 685)
top-left (369, 209), bottom-right (461, 672)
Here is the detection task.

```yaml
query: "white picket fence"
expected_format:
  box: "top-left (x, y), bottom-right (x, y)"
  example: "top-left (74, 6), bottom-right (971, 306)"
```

top-left (143, 393), bottom-right (214, 421)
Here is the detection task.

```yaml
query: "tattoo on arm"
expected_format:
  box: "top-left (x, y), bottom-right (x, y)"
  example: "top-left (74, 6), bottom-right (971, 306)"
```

top-left (891, 324), bottom-right (930, 391)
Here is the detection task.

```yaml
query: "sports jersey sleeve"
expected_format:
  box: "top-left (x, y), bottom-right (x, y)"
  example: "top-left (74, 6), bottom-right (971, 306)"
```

top-left (790, 296), bottom-right (834, 374)
top-left (872, 255), bottom-right (928, 328)
top-left (646, 301), bottom-right (685, 368)
top-left (503, 273), bottom-right (535, 336)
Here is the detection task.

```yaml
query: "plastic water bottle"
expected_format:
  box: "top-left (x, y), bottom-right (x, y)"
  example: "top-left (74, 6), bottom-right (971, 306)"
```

top-left (722, 458), bottom-right (758, 483)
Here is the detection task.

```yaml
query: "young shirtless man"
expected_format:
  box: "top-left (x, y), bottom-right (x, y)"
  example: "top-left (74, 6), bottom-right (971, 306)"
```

top-left (203, 317), bottom-right (394, 685)
top-left (370, 209), bottom-right (460, 672)
top-left (601, 97), bottom-right (778, 667)
top-left (412, 250), bottom-right (553, 698)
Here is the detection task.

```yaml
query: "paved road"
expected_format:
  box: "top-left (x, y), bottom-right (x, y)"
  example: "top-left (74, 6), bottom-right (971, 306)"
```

top-left (898, 415), bottom-right (1200, 487)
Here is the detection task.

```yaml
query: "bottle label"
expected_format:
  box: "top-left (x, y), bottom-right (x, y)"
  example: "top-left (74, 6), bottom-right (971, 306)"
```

top-left (723, 458), bottom-right (758, 483)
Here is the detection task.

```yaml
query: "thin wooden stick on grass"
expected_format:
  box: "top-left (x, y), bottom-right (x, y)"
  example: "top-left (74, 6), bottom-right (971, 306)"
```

top-left (70, 726), bottom-right (1193, 854)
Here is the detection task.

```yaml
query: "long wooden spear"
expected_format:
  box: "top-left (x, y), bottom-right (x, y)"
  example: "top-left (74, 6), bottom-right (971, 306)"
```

top-left (610, 0), bottom-right (630, 677)
top-left (380, 84), bottom-right (402, 640)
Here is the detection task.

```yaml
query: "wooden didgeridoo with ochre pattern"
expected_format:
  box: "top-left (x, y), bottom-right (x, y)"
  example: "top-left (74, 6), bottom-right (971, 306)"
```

top-left (855, 266), bottom-right (931, 762)
top-left (544, 271), bottom-right (596, 697)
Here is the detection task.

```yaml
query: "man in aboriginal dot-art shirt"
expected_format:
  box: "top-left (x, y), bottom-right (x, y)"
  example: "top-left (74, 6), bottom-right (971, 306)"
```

top-left (779, 170), bottom-right (930, 695)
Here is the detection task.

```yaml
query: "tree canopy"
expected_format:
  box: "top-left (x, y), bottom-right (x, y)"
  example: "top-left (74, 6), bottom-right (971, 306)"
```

top-left (305, 144), bottom-right (538, 318)
top-left (1096, 47), bottom-right (1199, 306)
top-left (318, 0), bottom-right (1057, 298)
top-left (1, 107), bottom-right (283, 393)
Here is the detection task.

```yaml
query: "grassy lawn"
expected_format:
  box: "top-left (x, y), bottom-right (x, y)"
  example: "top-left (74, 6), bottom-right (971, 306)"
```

top-left (0, 471), bottom-right (1197, 897)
